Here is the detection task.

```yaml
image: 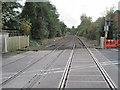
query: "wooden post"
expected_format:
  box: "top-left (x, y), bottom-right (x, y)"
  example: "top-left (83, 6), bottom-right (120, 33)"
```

top-left (27, 35), bottom-right (29, 47)
top-left (18, 36), bottom-right (21, 49)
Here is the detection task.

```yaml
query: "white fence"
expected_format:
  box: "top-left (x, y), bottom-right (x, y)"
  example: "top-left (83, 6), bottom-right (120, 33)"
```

top-left (2, 36), bottom-right (29, 53)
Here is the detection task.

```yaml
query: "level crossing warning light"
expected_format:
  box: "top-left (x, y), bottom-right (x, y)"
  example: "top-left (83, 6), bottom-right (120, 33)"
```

top-left (104, 18), bottom-right (113, 39)
top-left (104, 26), bottom-right (109, 32)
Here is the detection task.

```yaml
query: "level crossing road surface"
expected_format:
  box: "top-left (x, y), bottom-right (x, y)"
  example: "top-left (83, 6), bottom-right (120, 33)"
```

top-left (66, 49), bottom-right (108, 88)
top-left (98, 48), bottom-right (119, 68)
top-left (1, 35), bottom-right (118, 89)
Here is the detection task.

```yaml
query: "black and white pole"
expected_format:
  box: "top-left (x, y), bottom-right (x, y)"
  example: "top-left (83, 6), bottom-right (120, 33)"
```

top-left (104, 18), bottom-right (109, 38)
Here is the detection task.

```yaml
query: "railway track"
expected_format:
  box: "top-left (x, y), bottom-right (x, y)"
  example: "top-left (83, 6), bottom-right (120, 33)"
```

top-left (2, 51), bottom-right (35, 67)
top-left (21, 37), bottom-right (85, 88)
top-left (58, 44), bottom-right (75, 89)
top-left (22, 50), bottom-right (65, 88)
top-left (2, 37), bottom-right (68, 67)
top-left (58, 36), bottom-right (117, 90)
top-left (1, 36), bottom-right (117, 89)
top-left (20, 37), bottom-right (76, 88)
top-left (1, 37), bottom-right (72, 87)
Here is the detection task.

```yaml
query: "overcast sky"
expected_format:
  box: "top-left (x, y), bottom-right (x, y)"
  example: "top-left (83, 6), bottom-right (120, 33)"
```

top-left (49, 0), bottom-right (120, 28)
top-left (19, 0), bottom-right (120, 28)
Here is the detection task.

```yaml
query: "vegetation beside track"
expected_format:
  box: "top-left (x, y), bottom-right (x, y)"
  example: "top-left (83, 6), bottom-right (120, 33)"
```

top-left (26, 37), bottom-right (63, 51)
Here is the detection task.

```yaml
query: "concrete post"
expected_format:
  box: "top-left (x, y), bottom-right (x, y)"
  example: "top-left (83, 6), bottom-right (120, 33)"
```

top-left (100, 37), bottom-right (105, 49)
top-left (3, 33), bottom-right (9, 53)
top-left (4, 37), bottom-right (8, 52)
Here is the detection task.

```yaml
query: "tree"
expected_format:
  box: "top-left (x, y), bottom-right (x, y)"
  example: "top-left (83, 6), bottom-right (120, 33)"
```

top-left (20, 2), bottom-right (36, 24)
top-left (70, 26), bottom-right (76, 35)
top-left (95, 17), bottom-right (105, 39)
top-left (2, 2), bottom-right (22, 29)
top-left (59, 21), bottom-right (67, 36)
top-left (77, 14), bottom-right (93, 37)
top-left (7, 1), bottom-right (67, 39)
top-left (76, 6), bottom-right (116, 41)
top-left (19, 19), bottom-right (31, 35)
top-left (43, 2), bottom-right (61, 38)
top-left (106, 7), bottom-right (116, 39)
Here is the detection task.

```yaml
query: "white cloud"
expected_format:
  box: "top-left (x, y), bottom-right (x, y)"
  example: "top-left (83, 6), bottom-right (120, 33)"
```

top-left (50, 0), bottom-right (120, 28)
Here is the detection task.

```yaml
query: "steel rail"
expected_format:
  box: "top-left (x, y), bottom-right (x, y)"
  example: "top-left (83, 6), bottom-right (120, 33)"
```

top-left (22, 37), bottom-right (75, 88)
top-left (2, 36), bottom-right (69, 68)
top-left (58, 44), bottom-right (75, 90)
top-left (2, 52), bottom-right (35, 67)
top-left (77, 36), bottom-right (117, 90)
top-left (22, 50), bottom-right (65, 88)
top-left (58, 36), bottom-right (117, 90)
top-left (1, 37), bottom-right (70, 87)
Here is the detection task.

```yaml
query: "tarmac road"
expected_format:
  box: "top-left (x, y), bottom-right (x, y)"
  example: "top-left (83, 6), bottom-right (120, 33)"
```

top-left (1, 35), bottom-right (119, 89)
top-left (98, 48), bottom-right (119, 69)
